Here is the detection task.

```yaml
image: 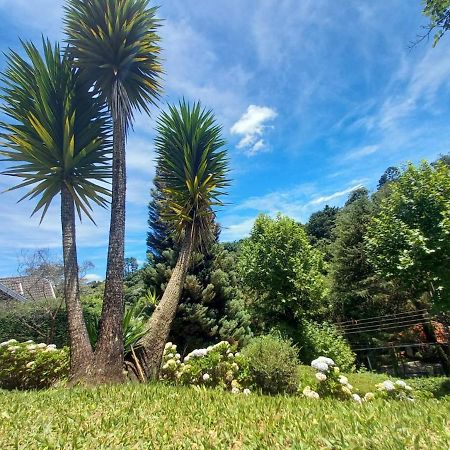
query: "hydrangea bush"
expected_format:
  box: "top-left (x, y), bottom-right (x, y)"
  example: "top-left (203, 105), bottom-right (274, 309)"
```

top-left (0, 339), bottom-right (69, 390)
top-left (376, 379), bottom-right (414, 401)
top-left (306, 356), bottom-right (414, 403)
top-left (160, 341), bottom-right (251, 394)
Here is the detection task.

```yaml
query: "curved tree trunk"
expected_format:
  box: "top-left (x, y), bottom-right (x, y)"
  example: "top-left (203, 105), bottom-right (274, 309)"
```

top-left (61, 183), bottom-right (94, 380)
top-left (139, 227), bottom-right (194, 380)
top-left (94, 111), bottom-right (126, 383)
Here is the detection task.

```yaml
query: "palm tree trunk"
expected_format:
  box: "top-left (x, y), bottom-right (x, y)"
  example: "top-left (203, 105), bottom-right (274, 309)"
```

top-left (139, 227), bottom-right (194, 379)
top-left (61, 183), bottom-right (94, 380)
top-left (94, 112), bottom-right (126, 383)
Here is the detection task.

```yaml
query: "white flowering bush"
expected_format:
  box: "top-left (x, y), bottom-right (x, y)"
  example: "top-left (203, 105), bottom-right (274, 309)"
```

top-left (160, 341), bottom-right (250, 393)
top-left (375, 379), bottom-right (414, 401)
top-left (0, 339), bottom-right (69, 389)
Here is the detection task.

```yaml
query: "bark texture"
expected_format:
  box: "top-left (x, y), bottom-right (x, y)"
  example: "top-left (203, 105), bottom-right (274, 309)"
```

top-left (139, 228), bottom-right (194, 379)
top-left (60, 183), bottom-right (94, 380)
top-left (94, 111), bottom-right (126, 383)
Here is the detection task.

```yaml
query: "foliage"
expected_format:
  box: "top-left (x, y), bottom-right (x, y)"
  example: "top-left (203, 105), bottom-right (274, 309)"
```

top-left (0, 297), bottom-right (99, 348)
top-left (64, 0), bottom-right (162, 127)
top-left (408, 376), bottom-right (450, 398)
top-left (366, 161), bottom-right (450, 310)
top-left (1, 384), bottom-right (448, 448)
top-left (0, 38), bottom-right (111, 223)
top-left (375, 379), bottom-right (414, 401)
top-left (239, 214), bottom-right (328, 331)
top-left (124, 257), bottom-right (139, 278)
top-left (86, 293), bottom-right (155, 355)
top-left (241, 334), bottom-right (300, 395)
top-left (422, 0), bottom-right (450, 46)
top-left (154, 100), bottom-right (229, 247)
top-left (160, 341), bottom-right (250, 393)
top-left (377, 166), bottom-right (400, 190)
top-left (299, 320), bottom-right (356, 372)
top-left (0, 339), bottom-right (68, 390)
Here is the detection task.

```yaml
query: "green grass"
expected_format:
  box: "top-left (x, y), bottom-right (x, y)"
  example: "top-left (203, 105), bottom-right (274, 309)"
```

top-left (1, 383), bottom-right (449, 449)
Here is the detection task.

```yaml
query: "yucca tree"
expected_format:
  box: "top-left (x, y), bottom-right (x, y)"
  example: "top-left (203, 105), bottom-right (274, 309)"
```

top-left (139, 101), bottom-right (230, 378)
top-left (64, 0), bottom-right (162, 380)
top-left (0, 39), bottom-right (111, 380)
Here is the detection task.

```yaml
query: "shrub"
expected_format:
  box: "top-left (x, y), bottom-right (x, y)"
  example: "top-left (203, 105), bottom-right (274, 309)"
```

top-left (241, 334), bottom-right (299, 395)
top-left (160, 341), bottom-right (250, 393)
top-left (375, 379), bottom-right (414, 401)
top-left (299, 320), bottom-right (355, 372)
top-left (407, 377), bottom-right (450, 399)
top-left (0, 339), bottom-right (69, 390)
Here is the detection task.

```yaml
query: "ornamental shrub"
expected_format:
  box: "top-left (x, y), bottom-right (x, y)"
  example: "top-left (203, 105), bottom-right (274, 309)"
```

top-left (0, 339), bottom-right (69, 390)
top-left (160, 341), bottom-right (251, 394)
top-left (299, 320), bottom-right (355, 372)
top-left (241, 334), bottom-right (299, 395)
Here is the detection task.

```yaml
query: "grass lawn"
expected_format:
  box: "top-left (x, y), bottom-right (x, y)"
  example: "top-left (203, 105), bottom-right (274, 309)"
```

top-left (1, 383), bottom-right (449, 449)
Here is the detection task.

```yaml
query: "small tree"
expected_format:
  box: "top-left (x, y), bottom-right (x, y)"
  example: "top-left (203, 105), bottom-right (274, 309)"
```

top-left (239, 214), bottom-right (327, 335)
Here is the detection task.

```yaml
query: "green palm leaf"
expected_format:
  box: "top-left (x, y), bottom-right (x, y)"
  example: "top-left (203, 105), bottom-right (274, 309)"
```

top-left (155, 100), bottom-right (230, 248)
top-left (0, 38), bottom-right (111, 223)
top-left (64, 0), bottom-right (163, 129)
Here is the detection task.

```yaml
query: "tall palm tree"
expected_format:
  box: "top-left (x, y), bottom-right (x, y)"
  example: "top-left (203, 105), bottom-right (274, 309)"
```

top-left (64, 0), bottom-right (162, 381)
top-left (0, 39), bottom-right (111, 380)
top-left (139, 100), bottom-right (229, 378)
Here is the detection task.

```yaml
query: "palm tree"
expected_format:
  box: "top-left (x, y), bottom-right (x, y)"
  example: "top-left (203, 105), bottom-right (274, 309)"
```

top-left (64, 0), bottom-right (162, 381)
top-left (139, 100), bottom-right (229, 378)
top-left (0, 39), bottom-right (111, 380)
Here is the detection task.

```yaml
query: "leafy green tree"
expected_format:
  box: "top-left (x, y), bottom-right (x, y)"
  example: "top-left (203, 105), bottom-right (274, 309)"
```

top-left (305, 205), bottom-right (339, 262)
top-left (377, 166), bottom-right (400, 190)
top-left (366, 161), bottom-right (450, 311)
top-left (139, 101), bottom-right (229, 378)
top-left (124, 257), bottom-right (139, 278)
top-left (0, 40), bottom-right (110, 380)
top-left (421, 0), bottom-right (450, 46)
top-left (64, 0), bottom-right (162, 381)
top-left (239, 214), bottom-right (327, 336)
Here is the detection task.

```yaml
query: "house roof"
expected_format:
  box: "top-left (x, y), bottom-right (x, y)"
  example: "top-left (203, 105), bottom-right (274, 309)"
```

top-left (0, 276), bottom-right (56, 301)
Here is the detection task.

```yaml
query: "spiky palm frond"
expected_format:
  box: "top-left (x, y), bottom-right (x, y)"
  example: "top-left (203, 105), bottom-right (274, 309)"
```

top-left (155, 100), bottom-right (230, 247)
top-left (0, 38), bottom-right (111, 223)
top-left (64, 0), bottom-right (162, 128)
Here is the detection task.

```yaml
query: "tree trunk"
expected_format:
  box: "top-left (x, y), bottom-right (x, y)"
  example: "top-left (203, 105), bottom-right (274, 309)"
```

top-left (60, 183), bottom-right (94, 380)
top-left (94, 111), bottom-right (126, 383)
top-left (139, 227), bottom-right (194, 380)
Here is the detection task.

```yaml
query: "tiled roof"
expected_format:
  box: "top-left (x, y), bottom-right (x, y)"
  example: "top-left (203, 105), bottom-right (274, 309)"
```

top-left (0, 276), bottom-right (56, 301)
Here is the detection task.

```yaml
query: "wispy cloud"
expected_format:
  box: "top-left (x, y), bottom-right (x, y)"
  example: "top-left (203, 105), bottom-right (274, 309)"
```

top-left (342, 145), bottom-right (379, 161)
top-left (230, 105), bottom-right (277, 155)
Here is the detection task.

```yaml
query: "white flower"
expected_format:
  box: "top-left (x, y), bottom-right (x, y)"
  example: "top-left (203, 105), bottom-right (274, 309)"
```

top-left (47, 344), bottom-right (56, 349)
top-left (26, 361), bottom-right (35, 369)
top-left (8, 346), bottom-right (20, 351)
top-left (405, 385), bottom-right (413, 391)
top-left (315, 372), bottom-right (327, 382)
top-left (44, 347), bottom-right (57, 352)
top-left (235, 352), bottom-right (240, 357)
top-left (27, 344), bottom-right (37, 351)
top-left (303, 386), bottom-right (320, 399)
top-left (164, 342), bottom-right (173, 349)
top-left (228, 353), bottom-right (234, 358)
top-left (231, 363), bottom-right (239, 371)
top-left (341, 386), bottom-right (352, 396)
top-left (175, 353), bottom-right (181, 359)
top-left (162, 364), bottom-right (169, 370)
top-left (202, 373), bottom-right (210, 381)
top-left (338, 375), bottom-right (348, 385)
top-left (316, 356), bottom-right (335, 366)
top-left (395, 380), bottom-right (407, 388)
top-left (381, 380), bottom-right (395, 392)
top-left (243, 388), bottom-right (251, 395)
top-left (364, 392), bottom-right (375, 402)
top-left (7, 339), bottom-right (18, 345)
top-left (347, 384), bottom-right (353, 390)
top-left (184, 356), bottom-right (190, 362)
top-left (231, 387), bottom-right (240, 394)
top-left (352, 394), bottom-right (362, 404)
top-left (37, 343), bottom-right (47, 349)
top-left (24, 340), bottom-right (34, 344)
top-left (311, 359), bottom-right (329, 372)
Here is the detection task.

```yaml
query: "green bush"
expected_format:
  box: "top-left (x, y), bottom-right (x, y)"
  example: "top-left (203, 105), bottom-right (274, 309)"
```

top-left (408, 377), bottom-right (450, 399)
top-left (0, 339), bottom-right (69, 390)
top-left (242, 334), bottom-right (299, 395)
top-left (299, 321), bottom-right (355, 372)
top-left (0, 297), bottom-right (100, 348)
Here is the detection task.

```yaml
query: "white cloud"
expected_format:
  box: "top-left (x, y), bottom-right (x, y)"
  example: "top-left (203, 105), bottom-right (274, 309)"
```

top-left (230, 105), bottom-right (277, 155)
top-left (343, 145), bottom-right (379, 161)
top-left (308, 184), bottom-right (364, 205)
top-left (83, 273), bottom-right (103, 283)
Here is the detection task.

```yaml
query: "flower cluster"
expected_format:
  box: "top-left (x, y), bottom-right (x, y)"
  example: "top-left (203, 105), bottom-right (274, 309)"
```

top-left (0, 339), bottom-right (69, 390)
top-left (309, 356), bottom-right (366, 403)
top-left (376, 379), bottom-right (414, 401)
top-left (160, 341), bottom-right (250, 394)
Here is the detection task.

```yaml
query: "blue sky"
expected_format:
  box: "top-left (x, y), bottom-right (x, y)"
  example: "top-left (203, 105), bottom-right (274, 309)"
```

top-left (0, 0), bottom-right (449, 280)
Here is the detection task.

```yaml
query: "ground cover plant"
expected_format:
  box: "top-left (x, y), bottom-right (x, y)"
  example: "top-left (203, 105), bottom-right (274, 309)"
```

top-left (0, 384), bottom-right (448, 449)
